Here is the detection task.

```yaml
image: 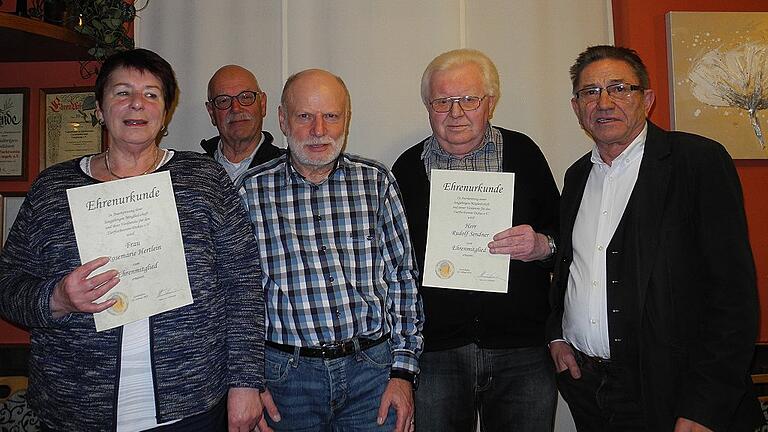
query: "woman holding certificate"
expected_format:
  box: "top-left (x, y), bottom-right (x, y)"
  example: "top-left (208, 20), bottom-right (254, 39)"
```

top-left (0, 49), bottom-right (264, 431)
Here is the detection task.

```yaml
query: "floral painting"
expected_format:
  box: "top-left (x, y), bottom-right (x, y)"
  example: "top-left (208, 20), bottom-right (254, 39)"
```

top-left (667, 12), bottom-right (768, 159)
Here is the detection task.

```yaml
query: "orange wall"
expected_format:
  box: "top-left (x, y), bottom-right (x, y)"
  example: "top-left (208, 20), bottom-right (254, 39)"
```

top-left (0, 61), bottom-right (96, 343)
top-left (612, 0), bottom-right (768, 341)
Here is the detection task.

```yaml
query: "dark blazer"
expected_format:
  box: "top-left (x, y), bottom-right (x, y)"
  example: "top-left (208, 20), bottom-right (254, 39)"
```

top-left (547, 122), bottom-right (761, 431)
top-left (200, 131), bottom-right (283, 168)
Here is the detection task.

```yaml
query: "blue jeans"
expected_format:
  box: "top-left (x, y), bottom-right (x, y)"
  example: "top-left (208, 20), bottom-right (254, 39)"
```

top-left (264, 341), bottom-right (396, 431)
top-left (414, 344), bottom-right (556, 432)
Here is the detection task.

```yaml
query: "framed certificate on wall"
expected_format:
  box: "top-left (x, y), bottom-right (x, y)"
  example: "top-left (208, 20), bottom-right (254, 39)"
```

top-left (0, 88), bottom-right (29, 179)
top-left (40, 87), bottom-right (103, 170)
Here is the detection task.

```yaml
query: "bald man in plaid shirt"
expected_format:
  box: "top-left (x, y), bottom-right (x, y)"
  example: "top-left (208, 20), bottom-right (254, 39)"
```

top-left (239, 69), bottom-right (424, 432)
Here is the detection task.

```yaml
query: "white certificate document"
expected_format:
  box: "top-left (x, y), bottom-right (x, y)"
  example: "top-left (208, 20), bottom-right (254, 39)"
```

top-left (422, 169), bottom-right (515, 293)
top-left (67, 171), bottom-right (193, 331)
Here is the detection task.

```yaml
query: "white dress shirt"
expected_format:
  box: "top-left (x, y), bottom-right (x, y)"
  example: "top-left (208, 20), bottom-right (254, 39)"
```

top-left (562, 124), bottom-right (647, 359)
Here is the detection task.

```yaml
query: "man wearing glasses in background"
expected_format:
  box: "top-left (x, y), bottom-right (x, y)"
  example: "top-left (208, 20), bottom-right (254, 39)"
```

top-left (548, 45), bottom-right (761, 431)
top-left (392, 49), bottom-right (560, 431)
top-left (202, 65), bottom-right (283, 182)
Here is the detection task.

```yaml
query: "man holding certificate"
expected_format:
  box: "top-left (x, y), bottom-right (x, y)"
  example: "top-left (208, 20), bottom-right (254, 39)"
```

top-left (392, 49), bottom-right (560, 431)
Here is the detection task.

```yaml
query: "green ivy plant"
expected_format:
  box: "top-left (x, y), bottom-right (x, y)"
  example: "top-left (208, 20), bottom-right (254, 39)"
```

top-left (66, 0), bottom-right (136, 62)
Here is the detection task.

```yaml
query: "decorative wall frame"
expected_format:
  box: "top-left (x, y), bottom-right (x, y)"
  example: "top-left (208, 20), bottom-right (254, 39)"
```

top-left (667, 12), bottom-right (768, 159)
top-left (39, 87), bottom-right (103, 170)
top-left (0, 88), bottom-right (29, 179)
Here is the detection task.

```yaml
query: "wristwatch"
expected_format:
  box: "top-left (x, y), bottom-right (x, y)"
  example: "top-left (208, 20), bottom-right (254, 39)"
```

top-left (546, 234), bottom-right (557, 257)
top-left (390, 369), bottom-right (419, 390)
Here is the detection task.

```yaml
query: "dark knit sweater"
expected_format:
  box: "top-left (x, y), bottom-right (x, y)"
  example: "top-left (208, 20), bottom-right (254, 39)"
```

top-left (0, 151), bottom-right (264, 431)
top-left (392, 127), bottom-right (559, 351)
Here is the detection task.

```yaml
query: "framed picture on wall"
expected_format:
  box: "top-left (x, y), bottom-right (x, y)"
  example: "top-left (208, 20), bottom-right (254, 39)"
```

top-left (39, 87), bottom-right (103, 170)
top-left (667, 12), bottom-right (768, 159)
top-left (0, 88), bottom-right (29, 179)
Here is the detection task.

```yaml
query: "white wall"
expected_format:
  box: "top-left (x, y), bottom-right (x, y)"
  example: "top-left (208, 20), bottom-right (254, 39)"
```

top-left (136, 2), bottom-right (613, 430)
top-left (136, 0), bottom-right (612, 187)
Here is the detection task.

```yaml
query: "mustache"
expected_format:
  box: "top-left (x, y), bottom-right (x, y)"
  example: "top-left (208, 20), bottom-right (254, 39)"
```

top-left (291, 136), bottom-right (337, 146)
top-left (226, 112), bottom-right (255, 123)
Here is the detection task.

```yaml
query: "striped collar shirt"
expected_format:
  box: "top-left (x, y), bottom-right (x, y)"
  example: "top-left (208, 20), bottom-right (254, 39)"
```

top-left (239, 153), bottom-right (424, 373)
top-left (421, 123), bottom-right (503, 179)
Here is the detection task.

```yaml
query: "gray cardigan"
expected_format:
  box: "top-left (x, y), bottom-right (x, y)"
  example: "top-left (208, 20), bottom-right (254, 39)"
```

top-left (0, 151), bottom-right (264, 430)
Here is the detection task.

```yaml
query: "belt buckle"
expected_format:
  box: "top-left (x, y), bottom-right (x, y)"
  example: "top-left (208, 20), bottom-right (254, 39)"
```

top-left (319, 341), bottom-right (344, 358)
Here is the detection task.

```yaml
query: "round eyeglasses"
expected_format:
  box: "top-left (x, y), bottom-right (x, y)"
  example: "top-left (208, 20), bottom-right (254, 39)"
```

top-left (429, 95), bottom-right (487, 113)
top-left (209, 90), bottom-right (262, 110)
top-left (574, 83), bottom-right (643, 103)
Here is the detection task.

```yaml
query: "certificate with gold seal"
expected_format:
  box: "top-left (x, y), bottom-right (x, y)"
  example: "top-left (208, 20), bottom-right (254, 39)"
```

top-left (422, 169), bottom-right (515, 293)
top-left (67, 171), bottom-right (193, 331)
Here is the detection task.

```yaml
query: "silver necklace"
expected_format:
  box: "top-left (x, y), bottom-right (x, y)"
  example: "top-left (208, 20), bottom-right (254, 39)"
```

top-left (105, 147), bottom-right (161, 179)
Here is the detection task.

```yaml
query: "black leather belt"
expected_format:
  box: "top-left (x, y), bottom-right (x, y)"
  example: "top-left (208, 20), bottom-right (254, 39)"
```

top-left (573, 348), bottom-right (611, 369)
top-left (266, 334), bottom-right (389, 359)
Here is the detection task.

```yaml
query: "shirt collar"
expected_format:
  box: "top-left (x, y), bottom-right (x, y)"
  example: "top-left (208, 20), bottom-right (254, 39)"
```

top-left (421, 123), bottom-right (497, 160)
top-left (216, 132), bottom-right (265, 166)
top-left (283, 151), bottom-right (348, 186)
top-left (590, 122), bottom-right (648, 167)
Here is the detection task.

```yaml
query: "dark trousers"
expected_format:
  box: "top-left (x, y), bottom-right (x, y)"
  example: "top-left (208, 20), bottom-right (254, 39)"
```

top-left (415, 344), bottom-right (557, 432)
top-left (556, 349), bottom-right (646, 432)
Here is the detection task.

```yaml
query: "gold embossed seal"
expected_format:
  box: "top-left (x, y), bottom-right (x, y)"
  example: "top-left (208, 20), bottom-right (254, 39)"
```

top-left (435, 260), bottom-right (455, 279)
top-left (108, 292), bottom-right (129, 316)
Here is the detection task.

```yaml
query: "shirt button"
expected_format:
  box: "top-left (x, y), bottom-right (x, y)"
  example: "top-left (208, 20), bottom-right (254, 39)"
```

top-left (592, 280), bottom-right (598, 287)
top-left (602, 210), bottom-right (608, 215)
top-left (597, 245), bottom-right (604, 251)
top-left (320, 245), bottom-right (327, 252)
top-left (590, 319), bottom-right (597, 324)
top-left (314, 215), bottom-right (321, 221)
top-left (329, 277), bottom-right (334, 282)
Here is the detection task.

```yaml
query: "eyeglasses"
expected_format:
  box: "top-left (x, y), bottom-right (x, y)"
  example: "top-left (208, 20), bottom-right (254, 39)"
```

top-left (574, 83), bottom-right (643, 103)
top-left (429, 95), bottom-right (487, 113)
top-left (209, 90), bottom-right (262, 110)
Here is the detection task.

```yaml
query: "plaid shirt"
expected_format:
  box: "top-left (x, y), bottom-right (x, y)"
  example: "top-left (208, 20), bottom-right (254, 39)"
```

top-left (422, 123), bottom-right (503, 177)
top-left (239, 153), bottom-right (424, 373)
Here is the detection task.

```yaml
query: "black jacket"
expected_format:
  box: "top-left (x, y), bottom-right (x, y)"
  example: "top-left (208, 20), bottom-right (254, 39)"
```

top-left (200, 131), bottom-right (283, 169)
top-left (547, 122), bottom-right (761, 431)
